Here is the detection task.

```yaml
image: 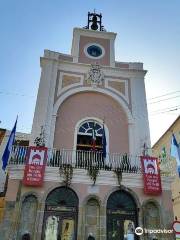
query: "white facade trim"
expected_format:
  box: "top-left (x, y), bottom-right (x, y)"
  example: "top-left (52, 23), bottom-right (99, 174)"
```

top-left (72, 28), bottom-right (117, 40)
top-left (71, 28), bottom-right (116, 64)
top-left (8, 166), bottom-right (174, 191)
top-left (110, 38), bottom-right (115, 67)
top-left (44, 63), bottom-right (58, 147)
top-left (130, 76), bottom-right (151, 151)
top-left (57, 72), bottom-right (84, 97)
top-left (51, 87), bottom-right (135, 154)
top-left (106, 78), bottom-right (129, 104)
top-left (53, 87), bottom-right (133, 122)
top-left (71, 29), bottom-right (80, 63)
top-left (30, 61), bottom-right (58, 146)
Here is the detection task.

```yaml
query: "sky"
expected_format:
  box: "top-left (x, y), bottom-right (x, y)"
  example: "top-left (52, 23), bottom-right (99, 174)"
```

top-left (0, 0), bottom-right (180, 145)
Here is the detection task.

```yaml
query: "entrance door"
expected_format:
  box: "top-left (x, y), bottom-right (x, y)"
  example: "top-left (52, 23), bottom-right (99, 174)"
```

top-left (107, 213), bottom-right (136, 240)
top-left (42, 187), bottom-right (79, 240)
top-left (107, 190), bottom-right (138, 240)
top-left (107, 216), bottom-right (123, 239)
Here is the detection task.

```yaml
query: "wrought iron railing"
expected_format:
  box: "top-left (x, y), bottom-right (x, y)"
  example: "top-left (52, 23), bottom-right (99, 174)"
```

top-left (9, 146), bottom-right (142, 173)
top-left (9, 146), bottom-right (175, 175)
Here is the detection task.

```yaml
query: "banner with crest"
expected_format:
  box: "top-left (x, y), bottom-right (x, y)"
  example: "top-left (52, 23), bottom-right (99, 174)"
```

top-left (141, 156), bottom-right (162, 195)
top-left (23, 146), bottom-right (47, 186)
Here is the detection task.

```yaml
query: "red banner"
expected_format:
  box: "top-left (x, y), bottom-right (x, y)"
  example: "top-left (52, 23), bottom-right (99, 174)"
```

top-left (141, 156), bottom-right (162, 195)
top-left (23, 146), bottom-right (47, 186)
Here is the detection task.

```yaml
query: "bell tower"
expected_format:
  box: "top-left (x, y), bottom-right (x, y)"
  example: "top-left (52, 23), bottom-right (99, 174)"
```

top-left (84, 11), bottom-right (105, 31)
top-left (71, 12), bottom-right (116, 67)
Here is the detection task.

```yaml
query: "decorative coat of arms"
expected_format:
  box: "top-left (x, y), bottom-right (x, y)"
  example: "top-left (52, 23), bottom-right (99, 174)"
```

top-left (86, 63), bottom-right (104, 87)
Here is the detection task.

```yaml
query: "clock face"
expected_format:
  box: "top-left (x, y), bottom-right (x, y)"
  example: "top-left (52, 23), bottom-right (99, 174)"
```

top-left (84, 43), bottom-right (105, 59)
top-left (87, 45), bottom-right (102, 57)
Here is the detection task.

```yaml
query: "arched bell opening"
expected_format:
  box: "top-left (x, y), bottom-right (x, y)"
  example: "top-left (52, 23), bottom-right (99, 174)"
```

top-left (41, 187), bottom-right (79, 240)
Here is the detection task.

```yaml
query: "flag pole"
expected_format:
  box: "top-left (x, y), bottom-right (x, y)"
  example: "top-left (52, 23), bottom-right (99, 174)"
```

top-left (2, 116), bottom-right (18, 171)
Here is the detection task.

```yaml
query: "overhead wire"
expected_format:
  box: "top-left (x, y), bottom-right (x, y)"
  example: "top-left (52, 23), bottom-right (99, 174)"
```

top-left (149, 105), bottom-right (180, 114)
top-left (1, 89), bottom-right (180, 101)
top-left (148, 90), bottom-right (180, 100)
top-left (149, 107), bottom-right (180, 116)
top-left (0, 91), bottom-right (35, 98)
top-left (1, 89), bottom-right (180, 117)
top-left (148, 95), bottom-right (180, 104)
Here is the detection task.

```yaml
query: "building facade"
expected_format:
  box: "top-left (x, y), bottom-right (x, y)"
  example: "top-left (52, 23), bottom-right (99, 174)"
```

top-left (153, 116), bottom-right (180, 222)
top-left (1, 13), bottom-right (175, 240)
top-left (0, 129), bottom-right (30, 229)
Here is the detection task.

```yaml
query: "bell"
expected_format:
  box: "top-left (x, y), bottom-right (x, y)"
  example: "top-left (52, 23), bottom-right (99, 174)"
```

top-left (91, 23), bottom-right (98, 30)
top-left (91, 15), bottom-right (98, 30)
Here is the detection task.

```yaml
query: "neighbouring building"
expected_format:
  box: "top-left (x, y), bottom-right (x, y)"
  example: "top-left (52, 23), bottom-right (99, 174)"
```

top-left (153, 116), bottom-right (180, 221)
top-left (0, 128), bottom-right (30, 227)
top-left (1, 13), bottom-right (175, 240)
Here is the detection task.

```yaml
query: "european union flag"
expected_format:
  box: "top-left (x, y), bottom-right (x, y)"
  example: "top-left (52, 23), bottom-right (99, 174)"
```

top-left (102, 124), bottom-right (106, 158)
top-left (2, 118), bottom-right (17, 171)
top-left (170, 133), bottom-right (180, 177)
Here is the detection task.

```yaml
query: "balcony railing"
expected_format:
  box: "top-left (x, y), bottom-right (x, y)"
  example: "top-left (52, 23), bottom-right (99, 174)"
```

top-left (9, 146), bottom-right (142, 173)
top-left (9, 146), bottom-right (174, 175)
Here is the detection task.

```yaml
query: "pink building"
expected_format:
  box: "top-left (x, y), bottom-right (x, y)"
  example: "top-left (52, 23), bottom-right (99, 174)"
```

top-left (2, 13), bottom-right (174, 240)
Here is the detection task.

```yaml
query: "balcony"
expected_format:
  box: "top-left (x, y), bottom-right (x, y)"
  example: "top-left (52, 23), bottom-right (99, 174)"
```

top-left (9, 146), bottom-right (142, 173)
top-left (9, 146), bottom-right (174, 176)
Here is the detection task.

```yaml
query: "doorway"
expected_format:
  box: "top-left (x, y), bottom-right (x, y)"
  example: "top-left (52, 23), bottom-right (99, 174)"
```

top-left (107, 190), bottom-right (138, 240)
top-left (42, 187), bottom-right (78, 240)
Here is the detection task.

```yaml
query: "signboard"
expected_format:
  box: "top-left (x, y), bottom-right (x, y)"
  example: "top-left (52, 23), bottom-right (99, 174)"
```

top-left (23, 146), bottom-right (47, 186)
top-left (141, 156), bottom-right (162, 195)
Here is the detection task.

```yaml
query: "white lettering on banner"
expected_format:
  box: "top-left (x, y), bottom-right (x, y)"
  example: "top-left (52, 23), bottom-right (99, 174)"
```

top-left (23, 146), bottom-right (47, 186)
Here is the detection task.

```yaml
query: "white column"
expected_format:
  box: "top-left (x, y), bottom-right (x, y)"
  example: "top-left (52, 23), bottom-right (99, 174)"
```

top-left (30, 58), bottom-right (57, 147)
top-left (110, 38), bottom-right (115, 68)
top-left (130, 75), bottom-right (151, 155)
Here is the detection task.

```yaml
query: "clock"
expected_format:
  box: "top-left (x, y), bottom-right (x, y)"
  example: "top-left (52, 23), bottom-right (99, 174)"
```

top-left (84, 43), bottom-right (105, 59)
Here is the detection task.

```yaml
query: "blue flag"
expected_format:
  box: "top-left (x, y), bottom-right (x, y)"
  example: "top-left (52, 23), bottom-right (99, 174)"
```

top-left (2, 118), bottom-right (17, 171)
top-left (170, 133), bottom-right (180, 177)
top-left (102, 124), bottom-right (107, 158)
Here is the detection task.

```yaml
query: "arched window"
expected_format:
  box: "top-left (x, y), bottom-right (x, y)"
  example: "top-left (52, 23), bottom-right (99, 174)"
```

top-left (77, 120), bottom-right (103, 151)
top-left (85, 198), bottom-right (100, 240)
top-left (18, 195), bottom-right (38, 239)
